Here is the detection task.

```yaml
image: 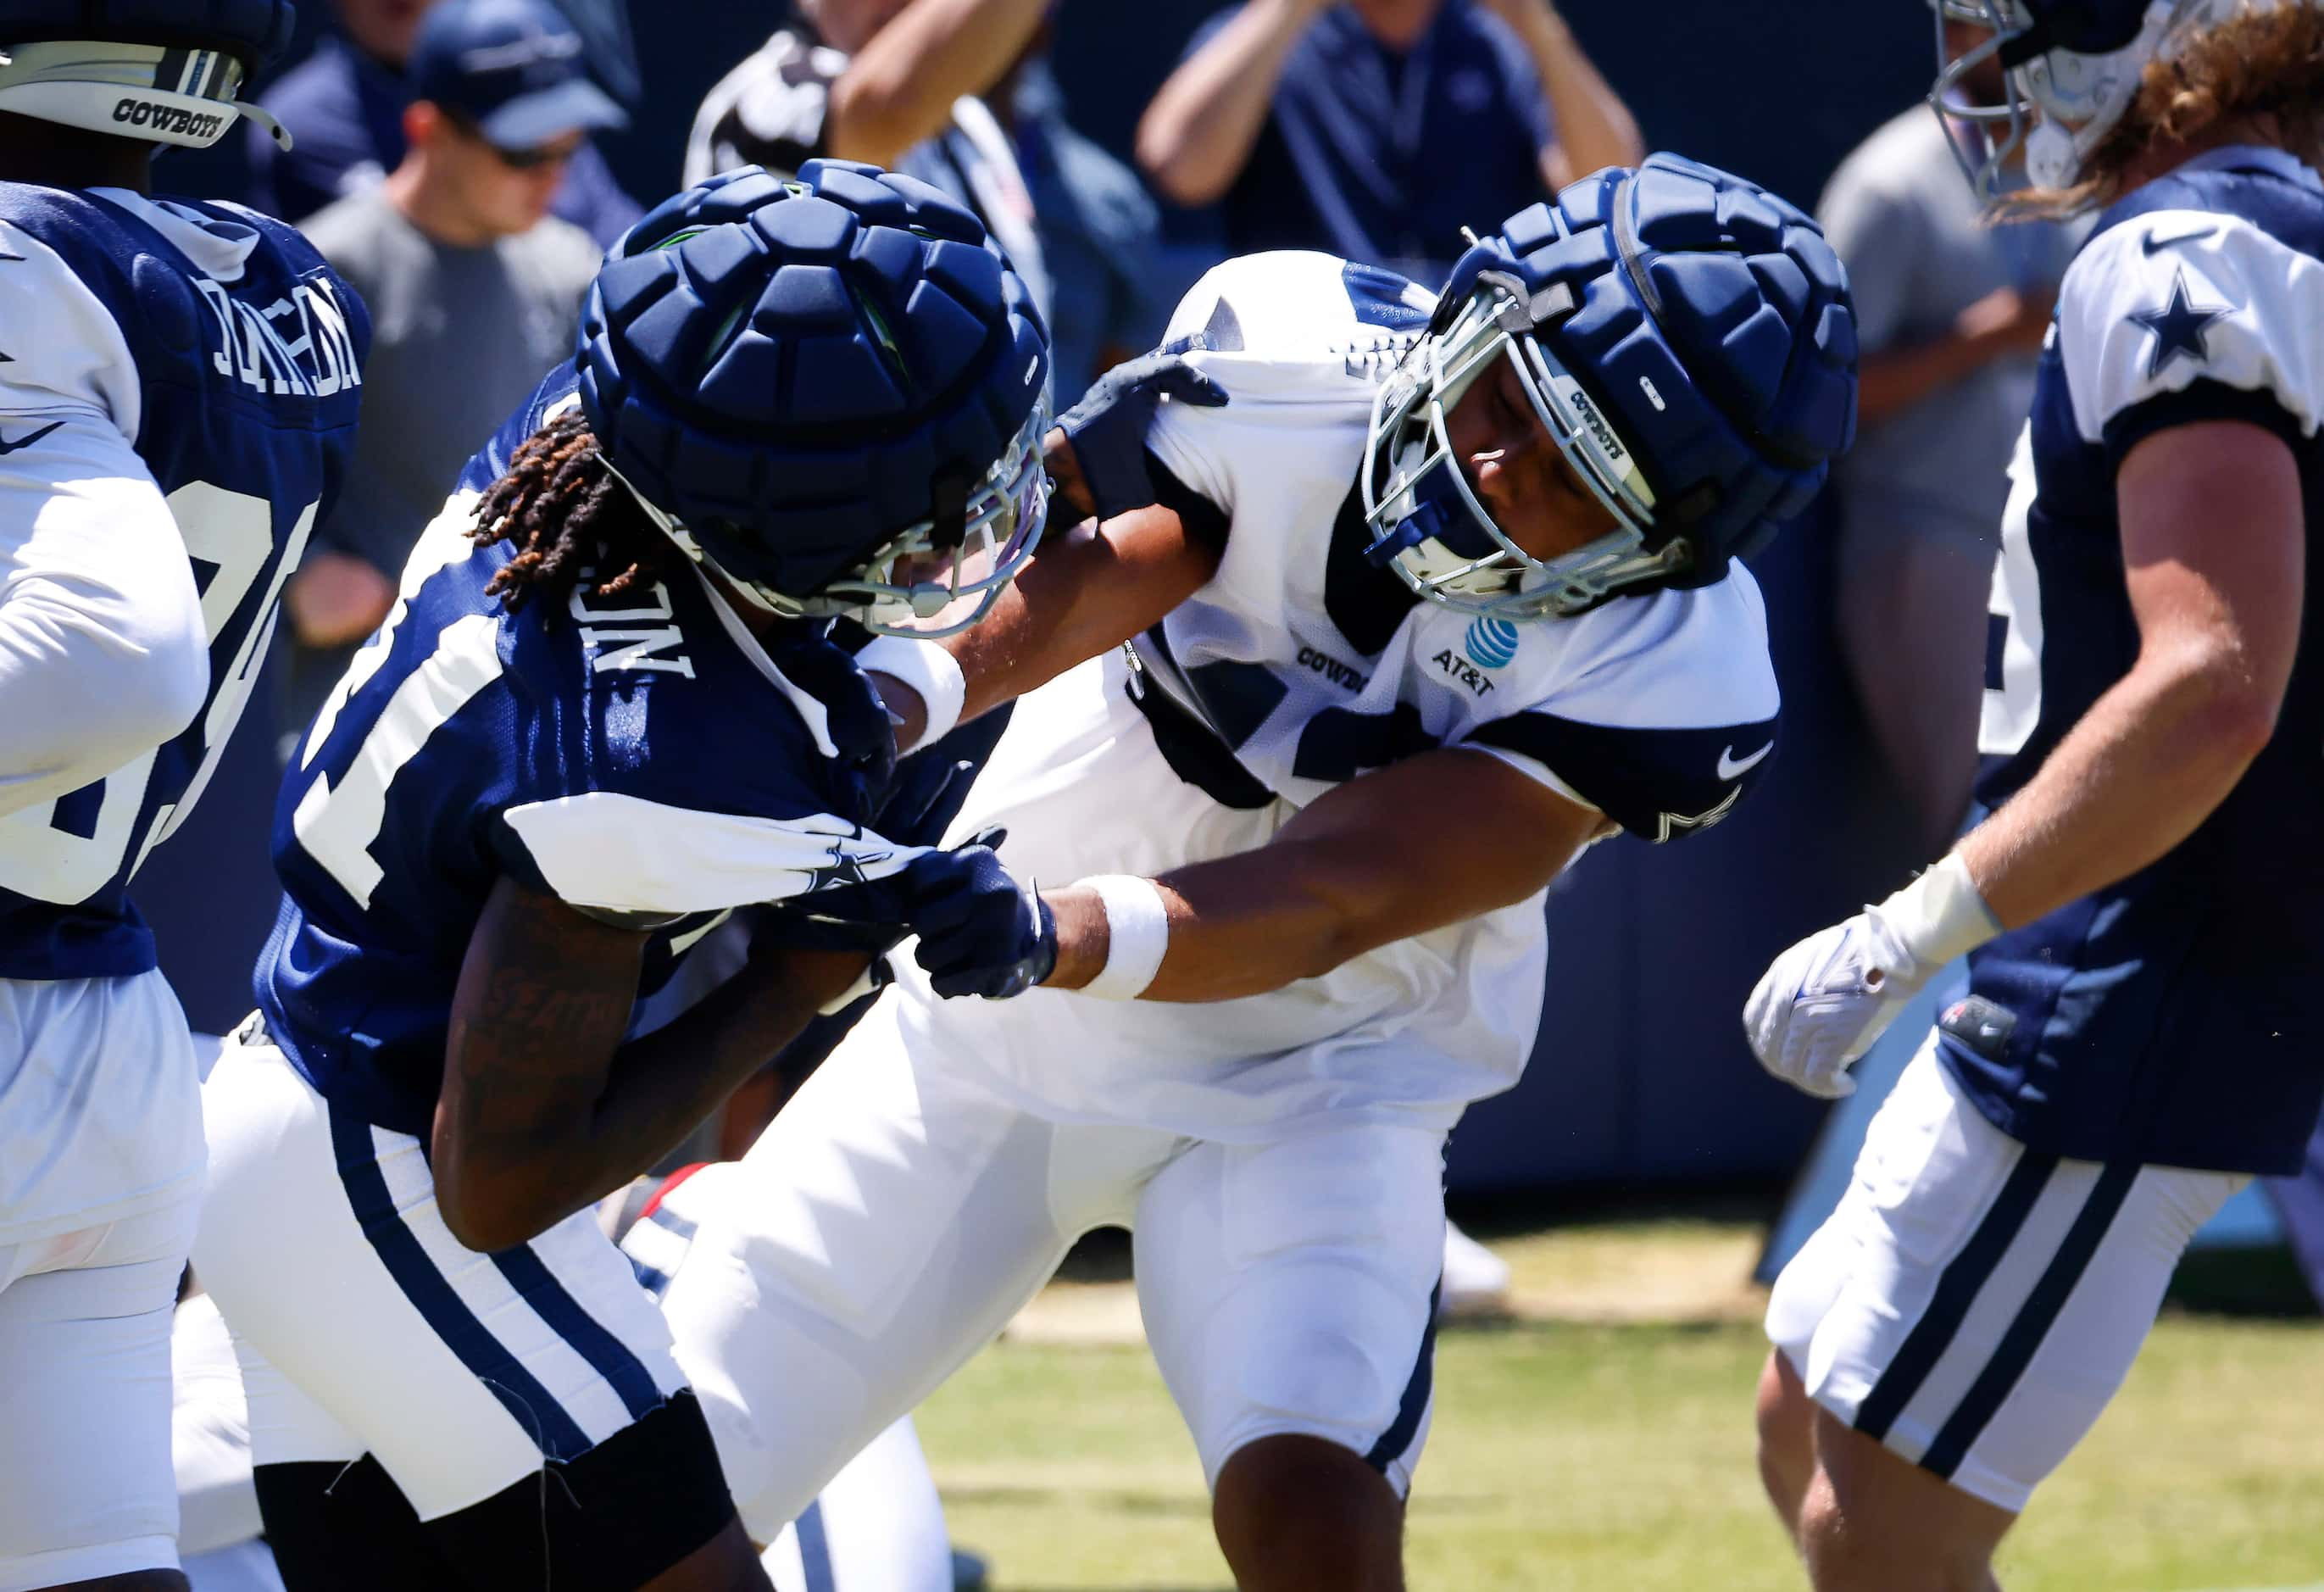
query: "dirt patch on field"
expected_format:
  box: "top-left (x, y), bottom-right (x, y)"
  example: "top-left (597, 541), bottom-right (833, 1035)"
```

top-left (1004, 1222), bottom-right (1770, 1346)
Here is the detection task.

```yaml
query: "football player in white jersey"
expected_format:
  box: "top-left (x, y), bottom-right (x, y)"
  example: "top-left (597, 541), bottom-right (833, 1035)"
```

top-left (653, 153), bottom-right (1860, 1591)
top-left (0, 3), bottom-right (364, 1588)
top-left (1748, 4), bottom-right (2324, 1589)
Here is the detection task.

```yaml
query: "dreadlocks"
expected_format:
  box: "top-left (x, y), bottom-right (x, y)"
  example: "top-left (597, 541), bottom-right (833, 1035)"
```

top-left (470, 407), bottom-right (669, 613)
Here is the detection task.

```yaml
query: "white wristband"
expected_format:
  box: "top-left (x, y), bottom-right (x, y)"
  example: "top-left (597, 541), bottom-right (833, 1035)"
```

top-left (1875, 852), bottom-right (2002, 969)
top-left (1077, 874), bottom-right (1170, 1000)
top-left (854, 634), bottom-right (966, 753)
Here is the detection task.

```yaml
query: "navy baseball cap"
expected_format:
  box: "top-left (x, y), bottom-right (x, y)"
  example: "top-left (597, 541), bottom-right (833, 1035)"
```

top-left (408, 0), bottom-right (627, 152)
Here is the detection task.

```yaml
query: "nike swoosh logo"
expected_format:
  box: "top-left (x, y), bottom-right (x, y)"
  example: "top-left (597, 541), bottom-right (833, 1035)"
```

top-left (0, 420), bottom-right (63, 455)
top-left (1716, 742), bottom-right (1774, 781)
top-left (2143, 225), bottom-right (2217, 256)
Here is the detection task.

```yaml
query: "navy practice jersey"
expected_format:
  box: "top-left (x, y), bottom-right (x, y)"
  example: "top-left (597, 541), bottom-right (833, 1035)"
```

top-left (0, 186), bottom-right (366, 980)
top-left (1946, 147), bottom-right (2324, 1175)
top-left (259, 365), bottom-right (922, 1137)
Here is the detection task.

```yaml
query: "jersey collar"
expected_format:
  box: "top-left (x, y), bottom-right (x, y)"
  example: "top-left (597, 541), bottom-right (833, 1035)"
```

top-left (2171, 143), bottom-right (2324, 192)
top-left (681, 559), bottom-right (847, 760)
top-left (88, 187), bottom-right (259, 282)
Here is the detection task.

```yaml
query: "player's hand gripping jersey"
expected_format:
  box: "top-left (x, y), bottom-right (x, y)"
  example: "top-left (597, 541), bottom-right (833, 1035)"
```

top-left (1959, 146), bottom-right (2324, 1175)
top-left (898, 252), bottom-right (1782, 1137)
top-left (0, 186), bottom-right (365, 980)
top-left (259, 365), bottom-right (925, 1137)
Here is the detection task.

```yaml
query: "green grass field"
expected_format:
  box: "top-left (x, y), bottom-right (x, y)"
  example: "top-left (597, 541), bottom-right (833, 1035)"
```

top-left (913, 1220), bottom-right (2324, 1592)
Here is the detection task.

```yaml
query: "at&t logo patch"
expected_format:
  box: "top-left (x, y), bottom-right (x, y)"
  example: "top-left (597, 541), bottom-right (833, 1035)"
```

top-left (1464, 617), bottom-right (1519, 670)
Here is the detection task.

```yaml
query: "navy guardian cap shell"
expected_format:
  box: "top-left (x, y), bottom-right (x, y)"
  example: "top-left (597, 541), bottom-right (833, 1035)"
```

top-left (1366, 152), bottom-right (1859, 619)
top-left (577, 161), bottom-right (1052, 624)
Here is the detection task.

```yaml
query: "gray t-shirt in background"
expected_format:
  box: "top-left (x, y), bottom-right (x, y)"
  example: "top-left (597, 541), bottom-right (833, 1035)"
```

top-left (1817, 107), bottom-right (2087, 552)
top-left (285, 186), bottom-right (603, 738)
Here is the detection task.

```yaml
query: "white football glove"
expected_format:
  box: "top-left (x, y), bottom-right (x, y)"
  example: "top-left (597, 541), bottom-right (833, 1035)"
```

top-left (1743, 854), bottom-right (2001, 1100)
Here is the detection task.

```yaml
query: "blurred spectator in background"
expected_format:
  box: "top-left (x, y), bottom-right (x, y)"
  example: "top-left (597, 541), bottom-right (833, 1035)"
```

top-left (1815, 21), bottom-right (2081, 852)
top-left (1137, 0), bottom-right (1642, 287)
top-left (687, 0), bottom-right (1176, 398)
top-left (250, 0), bottom-right (642, 248)
top-left (278, 0), bottom-right (614, 747)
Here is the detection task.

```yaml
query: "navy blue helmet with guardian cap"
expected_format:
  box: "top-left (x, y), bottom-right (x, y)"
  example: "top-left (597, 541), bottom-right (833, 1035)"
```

top-left (1932, 0), bottom-right (2266, 202)
top-left (0, 0), bottom-right (297, 148)
top-left (577, 160), bottom-right (1053, 637)
top-left (1364, 153), bottom-right (1858, 621)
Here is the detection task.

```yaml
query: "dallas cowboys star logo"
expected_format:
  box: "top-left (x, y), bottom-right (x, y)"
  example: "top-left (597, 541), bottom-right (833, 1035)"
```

top-left (2127, 268), bottom-right (2232, 379)
top-left (1650, 783), bottom-right (1742, 843)
top-left (805, 839), bottom-right (892, 893)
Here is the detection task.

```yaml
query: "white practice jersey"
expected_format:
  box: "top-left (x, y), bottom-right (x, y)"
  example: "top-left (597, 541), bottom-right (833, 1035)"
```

top-left (895, 251), bottom-right (1782, 1140)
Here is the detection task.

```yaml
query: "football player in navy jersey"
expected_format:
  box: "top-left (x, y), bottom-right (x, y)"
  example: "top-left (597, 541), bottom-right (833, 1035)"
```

top-left (189, 163), bottom-right (1054, 1591)
top-left (1748, 4), bottom-right (2324, 1588)
top-left (0, 3), bottom-right (367, 1588)
top-left (649, 156), bottom-right (1858, 1592)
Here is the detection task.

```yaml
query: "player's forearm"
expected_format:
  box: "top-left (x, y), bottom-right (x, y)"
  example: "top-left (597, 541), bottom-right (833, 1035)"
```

top-left (1038, 749), bottom-right (1599, 1003)
top-left (1507, 6), bottom-right (1643, 185)
top-left (439, 931), bottom-right (863, 1251)
top-left (1956, 653), bottom-right (2277, 932)
top-left (1136, 0), bottom-right (1324, 205)
top-left (1041, 843), bottom-right (1387, 1003)
top-left (1855, 329), bottom-right (2014, 424)
top-left (0, 598), bottom-right (201, 815)
top-left (826, 0), bottom-right (1053, 168)
top-left (943, 504), bottom-right (1215, 722)
top-left (564, 947), bottom-right (867, 1208)
top-left (1, 459), bottom-right (209, 812)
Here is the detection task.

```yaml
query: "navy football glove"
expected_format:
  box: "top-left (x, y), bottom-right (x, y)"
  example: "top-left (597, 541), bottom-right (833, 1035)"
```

top-left (897, 843), bottom-right (1057, 1000)
top-left (1055, 350), bottom-right (1227, 525)
top-left (782, 838), bottom-right (1054, 1000)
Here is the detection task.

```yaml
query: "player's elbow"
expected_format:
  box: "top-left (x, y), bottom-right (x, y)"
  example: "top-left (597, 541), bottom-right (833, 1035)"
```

top-left (137, 626), bottom-right (213, 746)
top-left (824, 71), bottom-right (928, 171)
top-left (431, 1135), bottom-right (561, 1254)
top-left (1136, 121), bottom-right (1233, 208)
top-left (2203, 681), bottom-right (2282, 766)
top-left (2157, 646), bottom-right (2283, 770)
top-left (6, 604), bottom-right (209, 781)
top-left (434, 1168), bottom-right (546, 1255)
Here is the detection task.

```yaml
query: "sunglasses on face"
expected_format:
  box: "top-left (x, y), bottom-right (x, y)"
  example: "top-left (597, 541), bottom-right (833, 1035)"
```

top-left (442, 108), bottom-right (581, 170)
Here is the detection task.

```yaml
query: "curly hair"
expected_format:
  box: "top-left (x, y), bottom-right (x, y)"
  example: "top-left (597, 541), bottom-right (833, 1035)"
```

top-left (469, 407), bottom-right (669, 614)
top-left (2008, 3), bottom-right (2324, 218)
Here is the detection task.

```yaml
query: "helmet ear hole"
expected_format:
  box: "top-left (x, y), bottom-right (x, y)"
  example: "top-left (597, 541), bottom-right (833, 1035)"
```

top-left (929, 470), bottom-right (970, 552)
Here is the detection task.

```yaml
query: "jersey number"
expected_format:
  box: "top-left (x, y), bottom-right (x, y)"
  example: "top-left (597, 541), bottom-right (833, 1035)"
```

top-left (3, 482), bottom-right (314, 905)
top-left (1978, 425), bottom-right (2043, 760)
top-left (291, 610), bottom-right (504, 910)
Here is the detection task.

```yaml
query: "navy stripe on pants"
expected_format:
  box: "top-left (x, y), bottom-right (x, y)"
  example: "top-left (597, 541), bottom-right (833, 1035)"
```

top-left (1919, 1161), bottom-right (2140, 1480)
top-left (1854, 1151), bottom-right (2058, 1442)
top-left (1363, 1277), bottom-right (1443, 1472)
top-left (326, 1101), bottom-right (596, 1461)
top-left (490, 1245), bottom-right (666, 1425)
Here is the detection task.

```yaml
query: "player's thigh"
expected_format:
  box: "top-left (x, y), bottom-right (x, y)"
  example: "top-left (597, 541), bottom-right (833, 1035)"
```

top-left (1132, 1118), bottom-right (1448, 1498)
top-left (194, 1033), bottom-right (733, 1584)
top-left (0, 1198), bottom-right (196, 1591)
top-left (172, 1294), bottom-right (270, 1559)
top-left (760, 1417), bottom-right (951, 1592)
top-left (0, 970), bottom-right (204, 1245)
top-left (1771, 1037), bottom-right (2243, 1513)
top-left (662, 1005), bottom-right (1137, 1540)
